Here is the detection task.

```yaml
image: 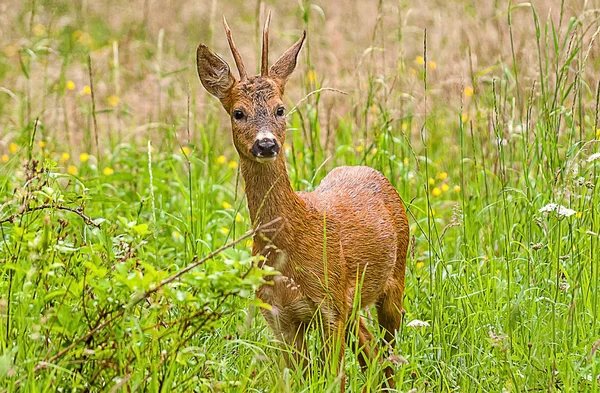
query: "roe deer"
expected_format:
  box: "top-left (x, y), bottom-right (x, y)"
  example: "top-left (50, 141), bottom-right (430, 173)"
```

top-left (196, 12), bottom-right (409, 390)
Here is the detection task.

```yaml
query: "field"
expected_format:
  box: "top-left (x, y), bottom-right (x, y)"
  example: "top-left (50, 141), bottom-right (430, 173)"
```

top-left (1, 0), bottom-right (599, 391)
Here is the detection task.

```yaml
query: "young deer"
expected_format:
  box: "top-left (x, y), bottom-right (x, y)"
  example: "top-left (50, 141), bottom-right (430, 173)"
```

top-left (196, 13), bottom-right (409, 390)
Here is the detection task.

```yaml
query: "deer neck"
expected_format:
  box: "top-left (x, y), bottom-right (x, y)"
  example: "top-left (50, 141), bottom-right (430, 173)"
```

top-left (240, 154), bottom-right (305, 239)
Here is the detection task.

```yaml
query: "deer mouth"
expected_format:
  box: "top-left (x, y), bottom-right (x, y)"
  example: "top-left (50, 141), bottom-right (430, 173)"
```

top-left (254, 154), bottom-right (278, 163)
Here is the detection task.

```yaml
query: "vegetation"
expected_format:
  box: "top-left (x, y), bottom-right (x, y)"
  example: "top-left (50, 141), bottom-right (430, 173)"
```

top-left (0, 0), bottom-right (599, 391)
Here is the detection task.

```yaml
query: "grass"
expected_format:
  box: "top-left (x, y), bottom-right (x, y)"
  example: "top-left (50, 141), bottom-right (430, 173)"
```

top-left (1, 0), bottom-right (599, 391)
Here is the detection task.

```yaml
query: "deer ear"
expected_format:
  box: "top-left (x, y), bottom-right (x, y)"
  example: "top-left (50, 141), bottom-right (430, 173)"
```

top-left (269, 31), bottom-right (306, 88)
top-left (196, 44), bottom-right (236, 100)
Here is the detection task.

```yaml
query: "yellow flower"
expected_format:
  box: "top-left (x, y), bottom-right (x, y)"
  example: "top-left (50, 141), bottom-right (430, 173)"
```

top-left (596, 129), bottom-right (600, 139)
top-left (432, 187), bottom-right (441, 197)
top-left (38, 141), bottom-right (47, 148)
top-left (3, 45), bottom-right (17, 57)
top-left (182, 147), bottom-right (191, 155)
top-left (172, 230), bottom-right (181, 239)
top-left (428, 178), bottom-right (435, 186)
top-left (370, 148), bottom-right (378, 155)
top-left (246, 239), bottom-right (253, 248)
top-left (9, 143), bottom-right (18, 153)
top-left (416, 262), bottom-right (424, 269)
top-left (222, 201), bottom-right (232, 209)
top-left (67, 165), bottom-right (78, 175)
top-left (428, 61), bottom-right (436, 70)
top-left (415, 56), bottom-right (425, 65)
top-left (401, 122), bottom-right (408, 132)
top-left (1, 154), bottom-right (8, 163)
top-left (61, 152), bottom-right (70, 161)
top-left (79, 153), bottom-right (89, 162)
top-left (576, 212), bottom-right (582, 219)
top-left (408, 68), bottom-right (418, 77)
top-left (81, 85), bottom-right (91, 95)
top-left (436, 171), bottom-right (448, 181)
top-left (306, 69), bottom-right (317, 85)
top-left (103, 167), bottom-right (114, 176)
top-left (217, 155), bottom-right (227, 164)
top-left (66, 80), bottom-right (76, 90)
top-left (228, 160), bottom-right (238, 169)
top-left (453, 185), bottom-right (461, 192)
top-left (441, 183), bottom-right (450, 192)
top-left (107, 95), bottom-right (119, 107)
top-left (403, 157), bottom-right (409, 165)
top-left (464, 86), bottom-right (474, 97)
top-left (431, 209), bottom-right (436, 216)
top-left (356, 145), bottom-right (364, 153)
top-left (461, 113), bottom-right (468, 123)
top-left (235, 213), bottom-right (242, 223)
top-left (220, 227), bottom-right (230, 235)
top-left (33, 24), bottom-right (46, 37)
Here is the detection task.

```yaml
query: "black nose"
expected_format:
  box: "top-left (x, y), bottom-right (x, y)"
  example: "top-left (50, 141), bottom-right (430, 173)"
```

top-left (251, 138), bottom-right (280, 158)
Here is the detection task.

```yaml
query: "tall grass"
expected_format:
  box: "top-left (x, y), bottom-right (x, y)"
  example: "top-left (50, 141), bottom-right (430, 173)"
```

top-left (0, 0), bottom-right (599, 391)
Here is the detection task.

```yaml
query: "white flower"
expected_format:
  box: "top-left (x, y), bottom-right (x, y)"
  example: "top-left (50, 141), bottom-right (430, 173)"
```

top-left (406, 319), bottom-right (430, 328)
top-left (539, 203), bottom-right (576, 217)
top-left (587, 153), bottom-right (600, 163)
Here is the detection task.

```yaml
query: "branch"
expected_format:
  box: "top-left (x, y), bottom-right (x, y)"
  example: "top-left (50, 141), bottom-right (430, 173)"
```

top-left (0, 204), bottom-right (101, 229)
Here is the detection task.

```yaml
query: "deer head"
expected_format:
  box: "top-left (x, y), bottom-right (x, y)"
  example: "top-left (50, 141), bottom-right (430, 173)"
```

top-left (196, 13), bottom-right (306, 163)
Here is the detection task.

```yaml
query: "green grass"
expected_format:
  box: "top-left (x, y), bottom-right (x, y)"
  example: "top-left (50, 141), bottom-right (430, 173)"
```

top-left (1, 0), bottom-right (599, 392)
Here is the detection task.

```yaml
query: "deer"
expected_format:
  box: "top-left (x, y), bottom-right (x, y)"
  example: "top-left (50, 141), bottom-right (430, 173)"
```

top-left (196, 12), bottom-right (409, 391)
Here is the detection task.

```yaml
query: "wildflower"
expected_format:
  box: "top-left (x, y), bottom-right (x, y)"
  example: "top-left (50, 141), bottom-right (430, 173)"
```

top-left (217, 155), bottom-right (227, 164)
top-left (220, 227), bottom-right (230, 235)
top-left (428, 178), bottom-right (435, 186)
top-left (432, 187), bottom-right (441, 197)
top-left (306, 69), bottom-right (317, 85)
top-left (3, 45), bottom-right (17, 57)
top-left (1, 154), bottom-right (8, 163)
top-left (576, 212), bottom-right (582, 219)
top-left (81, 85), bottom-right (91, 95)
top-left (61, 152), bottom-right (70, 161)
top-left (406, 319), bottom-right (430, 328)
top-left (235, 213), bottom-right (242, 223)
top-left (38, 141), bottom-right (47, 148)
top-left (441, 183), bottom-right (449, 192)
top-left (428, 61), bottom-right (436, 70)
top-left (415, 56), bottom-right (425, 65)
top-left (436, 171), bottom-right (448, 180)
top-left (9, 143), bottom-right (18, 153)
top-left (246, 239), bottom-right (253, 248)
top-left (464, 86), bottom-right (474, 97)
top-left (103, 167), bottom-right (114, 176)
top-left (416, 262), bottom-right (424, 269)
top-left (107, 95), bottom-right (119, 107)
top-left (228, 160), bottom-right (238, 169)
top-left (182, 147), bottom-right (191, 155)
top-left (66, 80), bottom-right (76, 90)
top-left (33, 24), bottom-right (46, 37)
top-left (539, 203), bottom-right (576, 217)
top-left (587, 153), bottom-right (600, 163)
top-left (222, 201), bottom-right (232, 209)
top-left (461, 113), bottom-right (468, 123)
top-left (453, 185), bottom-right (461, 192)
top-left (403, 157), bottom-right (409, 166)
top-left (356, 144), bottom-right (364, 153)
top-left (401, 122), bottom-right (408, 132)
top-left (596, 129), bottom-right (600, 139)
top-left (67, 165), bottom-right (78, 175)
top-left (79, 153), bottom-right (89, 162)
top-left (172, 231), bottom-right (181, 239)
top-left (370, 148), bottom-right (378, 155)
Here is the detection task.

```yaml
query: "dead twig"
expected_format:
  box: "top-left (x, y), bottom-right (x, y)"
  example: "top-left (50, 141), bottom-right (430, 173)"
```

top-left (0, 204), bottom-right (100, 229)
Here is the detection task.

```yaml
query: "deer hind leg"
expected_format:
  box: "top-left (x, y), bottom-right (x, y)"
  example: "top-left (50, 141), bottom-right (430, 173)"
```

top-left (348, 315), bottom-right (374, 372)
top-left (376, 279), bottom-right (404, 389)
top-left (260, 306), bottom-right (308, 371)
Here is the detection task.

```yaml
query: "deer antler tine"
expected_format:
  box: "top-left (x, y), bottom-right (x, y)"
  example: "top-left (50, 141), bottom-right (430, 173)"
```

top-left (222, 15), bottom-right (247, 81)
top-left (261, 10), bottom-right (272, 76)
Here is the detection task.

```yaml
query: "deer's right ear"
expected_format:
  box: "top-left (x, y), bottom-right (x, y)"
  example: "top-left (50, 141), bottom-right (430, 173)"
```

top-left (196, 44), bottom-right (236, 100)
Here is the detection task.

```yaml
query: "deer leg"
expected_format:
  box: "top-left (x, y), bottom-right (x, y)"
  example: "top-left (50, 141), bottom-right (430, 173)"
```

top-left (376, 281), bottom-right (404, 389)
top-left (319, 304), bottom-right (347, 393)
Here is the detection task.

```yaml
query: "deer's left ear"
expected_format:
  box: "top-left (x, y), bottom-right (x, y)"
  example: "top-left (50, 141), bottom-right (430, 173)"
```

top-left (269, 31), bottom-right (306, 89)
top-left (196, 44), bottom-right (236, 100)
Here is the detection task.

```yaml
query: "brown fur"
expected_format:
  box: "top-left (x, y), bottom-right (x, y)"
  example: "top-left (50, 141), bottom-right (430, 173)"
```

top-left (196, 16), bottom-right (408, 390)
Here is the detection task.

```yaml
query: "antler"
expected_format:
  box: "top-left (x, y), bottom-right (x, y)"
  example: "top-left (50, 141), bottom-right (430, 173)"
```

top-left (222, 15), bottom-right (247, 81)
top-left (261, 10), bottom-right (272, 76)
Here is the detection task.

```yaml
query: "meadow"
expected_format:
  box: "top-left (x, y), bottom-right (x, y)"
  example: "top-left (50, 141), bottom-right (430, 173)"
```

top-left (0, 0), bottom-right (599, 391)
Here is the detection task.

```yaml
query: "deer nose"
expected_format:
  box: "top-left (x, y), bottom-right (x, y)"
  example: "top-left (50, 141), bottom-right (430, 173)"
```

top-left (251, 137), bottom-right (280, 158)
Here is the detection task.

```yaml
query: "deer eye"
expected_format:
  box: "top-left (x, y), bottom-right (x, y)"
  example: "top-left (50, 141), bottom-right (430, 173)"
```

top-left (233, 109), bottom-right (245, 120)
top-left (276, 107), bottom-right (285, 117)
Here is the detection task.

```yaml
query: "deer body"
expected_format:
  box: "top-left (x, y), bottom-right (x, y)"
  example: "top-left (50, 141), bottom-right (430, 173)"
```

top-left (196, 14), bottom-right (408, 389)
